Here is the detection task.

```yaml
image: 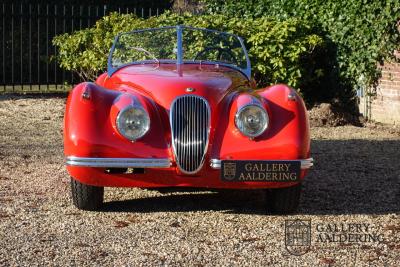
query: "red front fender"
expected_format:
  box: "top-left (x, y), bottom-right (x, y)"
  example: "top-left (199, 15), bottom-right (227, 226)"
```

top-left (64, 82), bottom-right (171, 159)
top-left (211, 84), bottom-right (310, 160)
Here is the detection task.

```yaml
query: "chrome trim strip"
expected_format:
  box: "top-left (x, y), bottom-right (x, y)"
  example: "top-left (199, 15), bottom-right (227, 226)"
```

top-left (66, 156), bottom-right (171, 168)
top-left (210, 158), bottom-right (314, 170)
top-left (288, 92), bottom-right (297, 101)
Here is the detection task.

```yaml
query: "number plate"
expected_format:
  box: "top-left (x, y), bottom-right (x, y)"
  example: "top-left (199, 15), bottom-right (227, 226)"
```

top-left (221, 160), bottom-right (301, 182)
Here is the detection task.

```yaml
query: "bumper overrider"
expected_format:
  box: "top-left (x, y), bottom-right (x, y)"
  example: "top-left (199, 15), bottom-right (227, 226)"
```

top-left (65, 156), bottom-right (313, 170)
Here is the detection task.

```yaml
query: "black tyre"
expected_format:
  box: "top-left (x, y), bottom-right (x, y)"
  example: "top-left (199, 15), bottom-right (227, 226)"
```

top-left (266, 184), bottom-right (301, 214)
top-left (70, 178), bottom-right (104, 211)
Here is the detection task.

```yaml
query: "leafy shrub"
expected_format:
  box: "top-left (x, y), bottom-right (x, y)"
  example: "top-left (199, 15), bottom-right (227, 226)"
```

top-left (53, 13), bottom-right (150, 81)
top-left (203, 0), bottom-right (400, 95)
top-left (53, 12), bottom-right (325, 105)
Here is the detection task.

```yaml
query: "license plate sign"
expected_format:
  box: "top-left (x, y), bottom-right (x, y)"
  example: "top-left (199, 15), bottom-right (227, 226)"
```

top-left (221, 160), bottom-right (301, 182)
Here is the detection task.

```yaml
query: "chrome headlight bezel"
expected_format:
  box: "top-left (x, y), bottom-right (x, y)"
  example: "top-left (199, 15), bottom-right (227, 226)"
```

top-left (116, 105), bottom-right (150, 141)
top-left (234, 103), bottom-right (269, 138)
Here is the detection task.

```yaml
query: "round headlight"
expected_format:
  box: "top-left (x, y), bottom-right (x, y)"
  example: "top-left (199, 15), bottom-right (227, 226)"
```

top-left (116, 106), bottom-right (150, 141)
top-left (235, 104), bottom-right (269, 138)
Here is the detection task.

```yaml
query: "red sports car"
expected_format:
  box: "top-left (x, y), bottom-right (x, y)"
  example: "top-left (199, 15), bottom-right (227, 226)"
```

top-left (64, 26), bottom-right (313, 213)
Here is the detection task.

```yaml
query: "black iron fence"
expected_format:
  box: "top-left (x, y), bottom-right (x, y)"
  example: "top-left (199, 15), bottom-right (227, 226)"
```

top-left (0, 0), bottom-right (171, 92)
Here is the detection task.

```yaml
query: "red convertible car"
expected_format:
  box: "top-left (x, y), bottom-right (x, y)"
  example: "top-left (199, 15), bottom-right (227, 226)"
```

top-left (64, 26), bottom-right (312, 213)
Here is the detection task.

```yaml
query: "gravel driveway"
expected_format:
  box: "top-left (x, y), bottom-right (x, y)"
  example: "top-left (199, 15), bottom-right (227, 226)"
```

top-left (0, 95), bottom-right (399, 266)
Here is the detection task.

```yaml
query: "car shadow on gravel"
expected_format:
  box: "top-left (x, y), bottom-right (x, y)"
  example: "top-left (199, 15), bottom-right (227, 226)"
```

top-left (102, 190), bottom-right (268, 215)
top-left (103, 139), bottom-right (399, 215)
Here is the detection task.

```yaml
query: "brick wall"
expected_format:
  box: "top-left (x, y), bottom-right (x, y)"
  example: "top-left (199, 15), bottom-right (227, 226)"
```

top-left (359, 60), bottom-right (400, 125)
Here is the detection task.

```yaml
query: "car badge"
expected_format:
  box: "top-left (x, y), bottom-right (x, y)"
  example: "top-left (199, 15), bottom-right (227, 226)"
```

top-left (185, 87), bottom-right (195, 93)
top-left (223, 162), bottom-right (237, 181)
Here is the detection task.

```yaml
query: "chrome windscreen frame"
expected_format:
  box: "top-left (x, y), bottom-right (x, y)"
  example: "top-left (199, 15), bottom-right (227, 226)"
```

top-left (107, 25), bottom-right (252, 79)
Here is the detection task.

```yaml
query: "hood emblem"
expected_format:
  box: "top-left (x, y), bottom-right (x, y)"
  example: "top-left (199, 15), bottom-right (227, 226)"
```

top-left (185, 87), bottom-right (195, 93)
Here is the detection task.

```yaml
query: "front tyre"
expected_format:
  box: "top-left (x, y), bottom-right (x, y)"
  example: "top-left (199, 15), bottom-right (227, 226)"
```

top-left (266, 184), bottom-right (301, 214)
top-left (70, 178), bottom-right (104, 211)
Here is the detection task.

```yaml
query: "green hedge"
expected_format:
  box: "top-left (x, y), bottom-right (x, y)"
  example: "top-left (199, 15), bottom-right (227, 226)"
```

top-left (203, 0), bottom-right (400, 96)
top-left (53, 12), bottom-right (326, 106)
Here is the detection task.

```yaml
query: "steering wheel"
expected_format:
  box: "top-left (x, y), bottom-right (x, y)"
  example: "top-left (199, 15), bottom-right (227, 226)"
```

top-left (193, 46), bottom-right (238, 65)
top-left (125, 46), bottom-right (159, 64)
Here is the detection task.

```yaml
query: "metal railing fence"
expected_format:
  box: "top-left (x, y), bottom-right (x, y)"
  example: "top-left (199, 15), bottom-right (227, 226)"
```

top-left (0, 0), bottom-right (170, 92)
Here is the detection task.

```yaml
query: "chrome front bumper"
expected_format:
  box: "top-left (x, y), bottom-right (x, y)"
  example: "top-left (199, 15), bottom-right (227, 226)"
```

top-left (66, 156), bottom-right (313, 170)
top-left (65, 156), bottom-right (171, 168)
top-left (209, 158), bottom-right (314, 170)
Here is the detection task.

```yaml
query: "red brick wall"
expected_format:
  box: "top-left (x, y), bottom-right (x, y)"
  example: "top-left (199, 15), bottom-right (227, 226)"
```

top-left (370, 62), bottom-right (400, 124)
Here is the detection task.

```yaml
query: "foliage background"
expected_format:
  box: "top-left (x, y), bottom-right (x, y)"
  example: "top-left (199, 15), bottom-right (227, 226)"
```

top-left (53, 0), bottom-right (400, 109)
top-left (203, 0), bottom-right (400, 106)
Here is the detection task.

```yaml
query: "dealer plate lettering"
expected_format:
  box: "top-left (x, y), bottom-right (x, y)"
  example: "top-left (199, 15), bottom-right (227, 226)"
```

top-left (221, 160), bottom-right (301, 182)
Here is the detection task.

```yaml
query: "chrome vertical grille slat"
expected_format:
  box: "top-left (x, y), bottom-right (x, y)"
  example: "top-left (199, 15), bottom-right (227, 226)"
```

top-left (170, 95), bottom-right (211, 174)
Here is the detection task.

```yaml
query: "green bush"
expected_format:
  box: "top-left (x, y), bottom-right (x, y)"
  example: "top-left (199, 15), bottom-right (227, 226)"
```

top-left (53, 12), bottom-right (325, 105)
top-left (53, 13), bottom-right (151, 81)
top-left (203, 0), bottom-right (400, 96)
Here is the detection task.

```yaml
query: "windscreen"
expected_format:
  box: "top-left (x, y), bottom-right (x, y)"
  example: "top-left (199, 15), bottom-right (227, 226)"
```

top-left (108, 26), bottom-right (250, 77)
top-left (110, 27), bottom-right (177, 68)
top-left (182, 28), bottom-right (248, 69)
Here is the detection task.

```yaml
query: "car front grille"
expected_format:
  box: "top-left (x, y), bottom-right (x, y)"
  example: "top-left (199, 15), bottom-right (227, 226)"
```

top-left (170, 95), bottom-right (210, 174)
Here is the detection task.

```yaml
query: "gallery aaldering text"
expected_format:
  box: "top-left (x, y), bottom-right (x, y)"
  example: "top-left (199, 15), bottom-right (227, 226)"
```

top-left (315, 223), bottom-right (384, 243)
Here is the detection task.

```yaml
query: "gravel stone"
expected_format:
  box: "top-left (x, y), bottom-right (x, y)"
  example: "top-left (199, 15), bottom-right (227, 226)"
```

top-left (0, 96), bottom-right (399, 266)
